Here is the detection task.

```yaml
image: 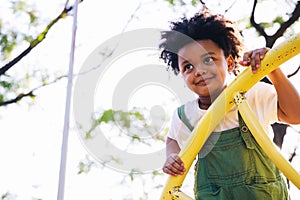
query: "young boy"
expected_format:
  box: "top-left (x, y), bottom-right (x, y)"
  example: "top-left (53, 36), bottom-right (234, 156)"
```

top-left (159, 10), bottom-right (300, 199)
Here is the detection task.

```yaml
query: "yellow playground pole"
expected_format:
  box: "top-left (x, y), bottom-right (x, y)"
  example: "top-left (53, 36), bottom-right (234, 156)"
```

top-left (160, 33), bottom-right (300, 199)
top-left (235, 92), bottom-right (300, 189)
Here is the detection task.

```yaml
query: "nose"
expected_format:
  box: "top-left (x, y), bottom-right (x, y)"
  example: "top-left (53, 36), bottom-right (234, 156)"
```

top-left (194, 66), bottom-right (206, 76)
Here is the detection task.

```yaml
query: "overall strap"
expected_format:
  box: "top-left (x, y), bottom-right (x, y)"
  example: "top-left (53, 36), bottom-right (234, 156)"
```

top-left (177, 107), bottom-right (255, 150)
top-left (177, 105), bottom-right (194, 131)
top-left (237, 111), bottom-right (255, 149)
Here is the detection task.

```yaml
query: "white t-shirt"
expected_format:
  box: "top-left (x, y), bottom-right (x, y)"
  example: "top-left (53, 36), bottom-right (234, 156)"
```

top-left (168, 82), bottom-right (279, 155)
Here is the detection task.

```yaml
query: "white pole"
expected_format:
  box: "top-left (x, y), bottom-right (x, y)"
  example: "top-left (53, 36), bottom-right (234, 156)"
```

top-left (57, 0), bottom-right (79, 199)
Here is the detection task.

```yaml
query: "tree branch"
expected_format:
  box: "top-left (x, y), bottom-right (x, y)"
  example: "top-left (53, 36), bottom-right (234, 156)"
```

top-left (287, 65), bottom-right (300, 78)
top-left (250, 0), bottom-right (268, 39)
top-left (0, 0), bottom-right (141, 107)
top-left (250, 0), bottom-right (300, 47)
top-left (273, 1), bottom-right (300, 40)
top-left (0, 91), bottom-right (35, 106)
top-left (224, 0), bottom-right (237, 14)
top-left (0, 4), bottom-right (77, 76)
top-left (0, 75), bottom-right (66, 106)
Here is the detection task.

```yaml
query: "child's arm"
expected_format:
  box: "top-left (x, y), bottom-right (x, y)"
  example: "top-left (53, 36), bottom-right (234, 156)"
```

top-left (162, 137), bottom-right (186, 176)
top-left (268, 69), bottom-right (300, 124)
top-left (240, 48), bottom-right (300, 124)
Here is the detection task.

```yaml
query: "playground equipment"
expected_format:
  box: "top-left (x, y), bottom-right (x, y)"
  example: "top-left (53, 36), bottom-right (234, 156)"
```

top-left (160, 33), bottom-right (300, 199)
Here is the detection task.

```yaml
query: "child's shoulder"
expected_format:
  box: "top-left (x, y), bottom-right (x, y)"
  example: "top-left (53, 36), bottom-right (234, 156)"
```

top-left (246, 81), bottom-right (276, 96)
top-left (245, 81), bottom-right (277, 106)
top-left (178, 99), bottom-right (204, 113)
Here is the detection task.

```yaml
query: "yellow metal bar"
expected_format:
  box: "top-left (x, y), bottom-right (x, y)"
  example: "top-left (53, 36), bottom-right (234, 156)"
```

top-left (168, 187), bottom-right (194, 200)
top-left (235, 92), bottom-right (300, 189)
top-left (160, 34), bottom-right (300, 200)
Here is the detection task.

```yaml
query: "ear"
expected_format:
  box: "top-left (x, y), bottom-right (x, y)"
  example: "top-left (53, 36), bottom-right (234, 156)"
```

top-left (226, 55), bottom-right (235, 73)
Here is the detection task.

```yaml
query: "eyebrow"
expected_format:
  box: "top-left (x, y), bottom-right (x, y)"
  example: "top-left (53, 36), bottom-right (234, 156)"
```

top-left (200, 52), bottom-right (215, 58)
top-left (179, 60), bottom-right (190, 67)
top-left (179, 52), bottom-right (216, 66)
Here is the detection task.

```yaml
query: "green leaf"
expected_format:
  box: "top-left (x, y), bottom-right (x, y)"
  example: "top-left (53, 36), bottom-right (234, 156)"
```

top-left (0, 95), bottom-right (4, 102)
top-left (98, 109), bottom-right (114, 123)
top-left (23, 34), bottom-right (33, 42)
top-left (131, 134), bottom-right (141, 142)
top-left (27, 10), bottom-right (38, 25)
top-left (12, 1), bottom-right (28, 13)
top-left (85, 132), bottom-right (92, 139)
top-left (191, 0), bottom-right (197, 6)
top-left (110, 156), bottom-right (122, 164)
top-left (273, 16), bottom-right (284, 25)
top-left (178, 0), bottom-right (186, 6)
top-left (258, 22), bottom-right (271, 29)
top-left (131, 111), bottom-right (144, 120)
top-left (165, 0), bottom-right (175, 6)
top-left (118, 111), bottom-right (131, 128)
top-left (0, 81), bottom-right (14, 89)
top-left (152, 170), bottom-right (163, 176)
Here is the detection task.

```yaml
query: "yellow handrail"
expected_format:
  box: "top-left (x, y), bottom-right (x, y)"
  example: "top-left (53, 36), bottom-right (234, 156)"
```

top-left (235, 92), bottom-right (300, 189)
top-left (160, 33), bottom-right (300, 199)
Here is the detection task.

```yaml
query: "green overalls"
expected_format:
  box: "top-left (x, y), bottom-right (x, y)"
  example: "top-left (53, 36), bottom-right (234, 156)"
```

top-left (178, 106), bottom-right (290, 200)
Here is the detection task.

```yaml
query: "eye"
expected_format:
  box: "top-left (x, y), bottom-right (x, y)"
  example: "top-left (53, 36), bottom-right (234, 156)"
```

top-left (203, 57), bottom-right (214, 64)
top-left (182, 64), bottom-right (194, 72)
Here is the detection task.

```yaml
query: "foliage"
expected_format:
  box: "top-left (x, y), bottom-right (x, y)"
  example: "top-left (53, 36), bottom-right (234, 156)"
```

top-left (78, 155), bottom-right (96, 174)
top-left (1, 192), bottom-right (16, 200)
top-left (0, 74), bottom-right (20, 103)
top-left (86, 108), bottom-right (167, 143)
top-left (165, 0), bottom-right (198, 6)
top-left (0, 0), bottom-right (298, 106)
top-left (0, 1), bottom-right (38, 60)
top-left (0, 0), bottom-right (76, 106)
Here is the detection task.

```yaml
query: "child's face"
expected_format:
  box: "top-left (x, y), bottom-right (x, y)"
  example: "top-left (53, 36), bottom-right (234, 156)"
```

top-left (177, 39), bottom-right (233, 101)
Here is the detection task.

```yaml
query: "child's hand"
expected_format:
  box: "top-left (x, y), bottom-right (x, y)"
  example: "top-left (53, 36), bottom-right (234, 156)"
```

top-left (162, 153), bottom-right (186, 176)
top-left (239, 47), bottom-right (270, 74)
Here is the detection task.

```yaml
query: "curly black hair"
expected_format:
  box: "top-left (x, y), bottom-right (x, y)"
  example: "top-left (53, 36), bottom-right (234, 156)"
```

top-left (159, 10), bottom-right (244, 75)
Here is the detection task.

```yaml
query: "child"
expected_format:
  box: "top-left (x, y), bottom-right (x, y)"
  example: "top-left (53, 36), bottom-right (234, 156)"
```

top-left (159, 10), bottom-right (300, 199)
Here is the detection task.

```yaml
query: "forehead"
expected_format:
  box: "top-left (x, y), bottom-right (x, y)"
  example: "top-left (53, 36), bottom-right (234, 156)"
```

top-left (177, 39), bottom-right (223, 59)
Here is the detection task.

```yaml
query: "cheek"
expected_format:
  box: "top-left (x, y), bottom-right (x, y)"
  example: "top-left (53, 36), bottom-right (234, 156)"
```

top-left (216, 65), bottom-right (228, 77)
top-left (218, 71), bottom-right (231, 85)
top-left (213, 68), bottom-right (226, 82)
top-left (182, 74), bottom-right (192, 84)
top-left (182, 75), bottom-right (195, 90)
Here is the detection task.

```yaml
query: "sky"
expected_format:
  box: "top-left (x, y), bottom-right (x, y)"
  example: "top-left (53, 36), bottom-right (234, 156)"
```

top-left (0, 0), bottom-right (299, 200)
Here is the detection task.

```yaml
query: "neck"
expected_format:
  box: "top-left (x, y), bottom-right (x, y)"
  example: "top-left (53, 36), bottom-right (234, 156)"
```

top-left (198, 96), bottom-right (212, 110)
top-left (198, 86), bottom-right (226, 109)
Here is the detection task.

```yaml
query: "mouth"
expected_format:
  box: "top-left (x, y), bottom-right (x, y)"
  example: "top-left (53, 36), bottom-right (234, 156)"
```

top-left (195, 77), bottom-right (212, 86)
